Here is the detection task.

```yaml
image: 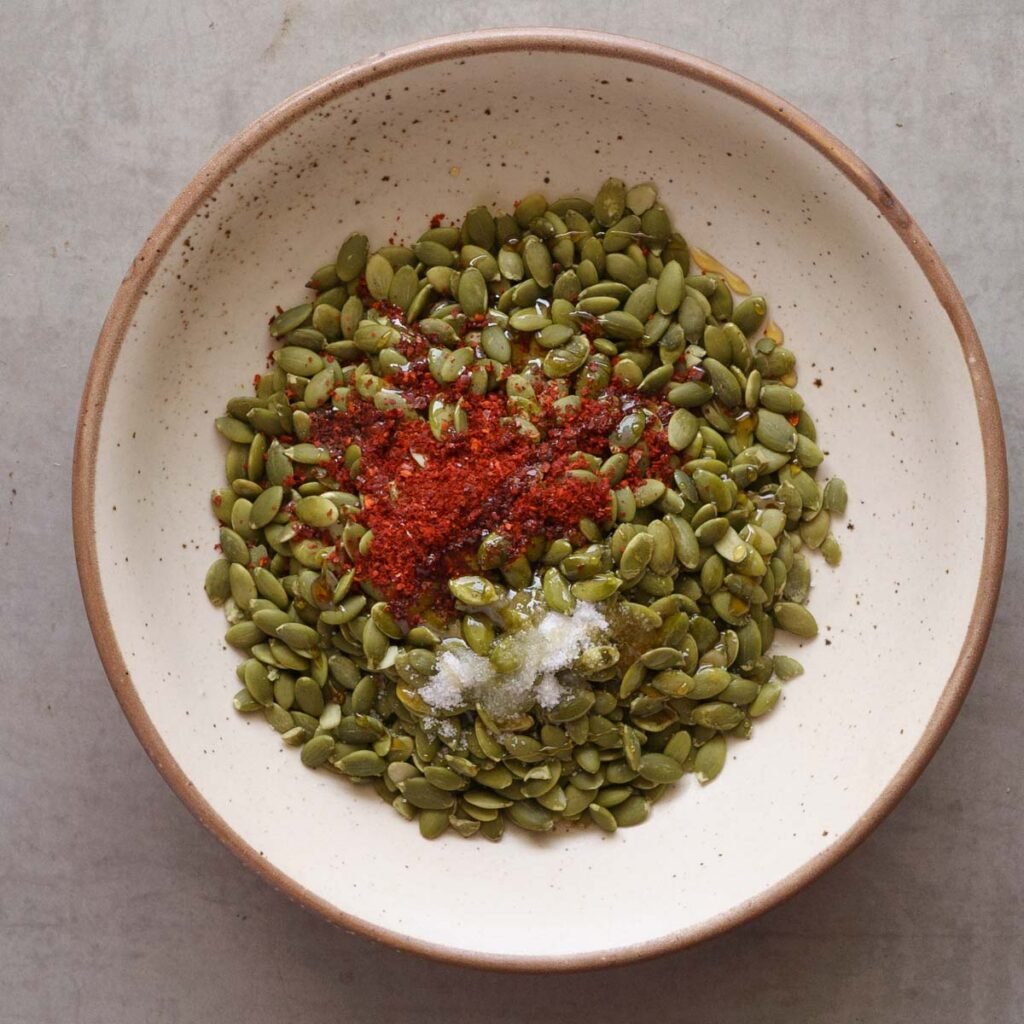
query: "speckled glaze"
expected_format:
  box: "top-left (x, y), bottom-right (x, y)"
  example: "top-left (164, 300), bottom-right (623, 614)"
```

top-left (74, 30), bottom-right (1007, 971)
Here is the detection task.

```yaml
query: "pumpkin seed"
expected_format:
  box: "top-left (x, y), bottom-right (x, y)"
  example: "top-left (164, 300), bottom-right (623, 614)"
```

top-left (692, 701), bottom-right (746, 731)
top-left (457, 266), bottom-right (488, 316)
top-left (270, 304), bottom-right (312, 338)
top-left (463, 206), bottom-right (496, 249)
top-left (574, 573), bottom-right (622, 604)
top-left (399, 777), bottom-right (456, 810)
top-left (773, 602), bottom-right (819, 638)
top-left (543, 336), bottom-right (590, 378)
top-left (609, 410), bottom-right (645, 449)
top-left (417, 809), bottom-right (450, 839)
top-left (588, 803), bottom-right (618, 832)
top-left (656, 260), bottom-right (685, 314)
top-left (276, 621), bottom-right (321, 653)
top-left (338, 750), bottom-right (387, 777)
top-left (228, 562), bottom-right (256, 611)
top-left (335, 233), bottom-right (369, 282)
top-left (522, 237), bottom-right (553, 288)
top-left (668, 381), bottom-right (714, 408)
top-left (756, 409), bottom-right (798, 453)
top-left (412, 239), bottom-right (455, 267)
top-left (300, 734), bottom-right (335, 768)
top-left (694, 735), bottom-right (727, 783)
top-left (667, 408), bottom-right (699, 450)
top-left (605, 252), bottom-right (647, 289)
top-left (449, 575), bottom-right (501, 607)
top-left (823, 478), bottom-right (849, 515)
top-left (731, 295), bottom-right (767, 336)
top-left (204, 558), bottom-right (231, 606)
top-left (365, 253), bottom-right (394, 300)
top-left (219, 527), bottom-right (249, 565)
top-left (612, 795), bottom-right (649, 827)
top-left (774, 655), bottom-right (804, 681)
top-left (664, 730), bottom-right (693, 765)
top-left (508, 800), bottom-right (554, 832)
top-left (594, 177), bottom-right (626, 226)
top-left (638, 753), bottom-right (685, 783)
top-left (749, 681), bottom-right (782, 717)
top-left (294, 495), bottom-right (339, 528)
top-left (821, 534), bottom-right (843, 566)
top-left (703, 357), bottom-right (742, 407)
top-left (508, 309), bottom-right (551, 333)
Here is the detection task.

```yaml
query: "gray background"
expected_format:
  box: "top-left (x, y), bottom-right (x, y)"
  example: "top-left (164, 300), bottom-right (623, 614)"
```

top-left (1, 1), bottom-right (1020, 1021)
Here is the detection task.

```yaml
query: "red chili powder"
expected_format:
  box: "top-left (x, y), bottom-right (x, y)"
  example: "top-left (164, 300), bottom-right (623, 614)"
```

top-left (311, 381), bottom-right (632, 620)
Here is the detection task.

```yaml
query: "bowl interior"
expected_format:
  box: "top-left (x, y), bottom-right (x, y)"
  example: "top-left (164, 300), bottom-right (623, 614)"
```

top-left (84, 38), bottom-right (989, 965)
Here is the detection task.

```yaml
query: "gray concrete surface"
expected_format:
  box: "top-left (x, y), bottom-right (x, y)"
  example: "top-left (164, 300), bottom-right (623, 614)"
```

top-left (1, 1), bottom-right (1021, 1021)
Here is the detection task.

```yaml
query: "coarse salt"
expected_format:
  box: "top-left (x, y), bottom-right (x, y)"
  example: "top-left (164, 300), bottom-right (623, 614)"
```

top-left (419, 603), bottom-right (608, 718)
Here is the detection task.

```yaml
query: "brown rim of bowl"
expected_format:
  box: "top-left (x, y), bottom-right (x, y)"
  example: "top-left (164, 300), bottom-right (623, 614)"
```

top-left (72, 27), bottom-right (1008, 973)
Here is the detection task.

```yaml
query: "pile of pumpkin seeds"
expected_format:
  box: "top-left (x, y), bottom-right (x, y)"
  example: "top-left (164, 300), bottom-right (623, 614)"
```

top-left (205, 179), bottom-right (847, 841)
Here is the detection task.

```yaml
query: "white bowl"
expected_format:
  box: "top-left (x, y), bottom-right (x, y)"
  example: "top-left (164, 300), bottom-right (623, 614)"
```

top-left (74, 29), bottom-right (1007, 970)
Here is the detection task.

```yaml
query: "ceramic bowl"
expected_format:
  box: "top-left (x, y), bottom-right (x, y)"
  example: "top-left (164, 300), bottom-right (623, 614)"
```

top-left (74, 29), bottom-right (1007, 970)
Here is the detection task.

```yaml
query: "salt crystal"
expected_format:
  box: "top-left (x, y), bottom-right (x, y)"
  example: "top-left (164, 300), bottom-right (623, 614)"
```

top-left (535, 673), bottom-right (564, 710)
